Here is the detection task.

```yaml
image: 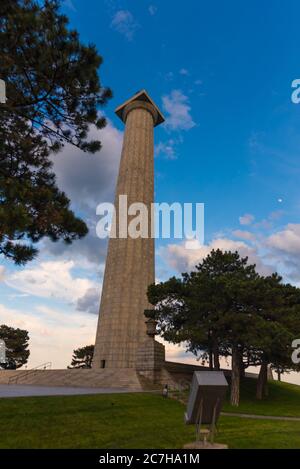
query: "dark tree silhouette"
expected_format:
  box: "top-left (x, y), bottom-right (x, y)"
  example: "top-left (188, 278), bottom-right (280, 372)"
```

top-left (0, 324), bottom-right (30, 369)
top-left (68, 344), bottom-right (94, 369)
top-left (0, 0), bottom-right (112, 263)
top-left (147, 249), bottom-right (300, 406)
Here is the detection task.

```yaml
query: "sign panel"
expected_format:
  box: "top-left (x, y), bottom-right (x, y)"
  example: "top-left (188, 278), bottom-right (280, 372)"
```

top-left (185, 371), bottom-right (228, 425)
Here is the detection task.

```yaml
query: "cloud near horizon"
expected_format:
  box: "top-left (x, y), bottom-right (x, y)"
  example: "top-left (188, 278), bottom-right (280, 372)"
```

top-left (0, 303), bottom-right (97, 368)
top-left (162, 237), bottom-right (274, 277)
top-left (5, 260), bottom-right (98, 305)
top-left (160, 220), bottom-right (300, 285)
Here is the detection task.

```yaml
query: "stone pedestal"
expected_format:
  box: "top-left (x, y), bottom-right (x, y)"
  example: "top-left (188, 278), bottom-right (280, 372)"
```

top-left (136, 338), bottom-right (165, 383)
top-left (136, 316), bottom-right (165, 383)
top-left (136, 318), bottom-right (166, 384)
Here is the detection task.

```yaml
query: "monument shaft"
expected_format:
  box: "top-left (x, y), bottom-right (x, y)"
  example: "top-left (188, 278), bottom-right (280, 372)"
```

top-left (93, 91), bottom-right (164, 369)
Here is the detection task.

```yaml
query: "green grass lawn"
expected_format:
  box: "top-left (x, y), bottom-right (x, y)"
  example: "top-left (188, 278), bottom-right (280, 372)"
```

top-left (0, 379), bottom-right (300, 449)
top-left (217, 417), bottom-right (300, 449)
top-left (0, 393), bottom-right (195, 449)
top-left (223, 378), bottom-right (300, 417)
top-left (172, 378), bottom-right (300, 417)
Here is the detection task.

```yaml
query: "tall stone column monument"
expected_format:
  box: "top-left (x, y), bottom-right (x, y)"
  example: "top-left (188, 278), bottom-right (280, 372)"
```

top-left (93, 90), bottom-right (164, 369)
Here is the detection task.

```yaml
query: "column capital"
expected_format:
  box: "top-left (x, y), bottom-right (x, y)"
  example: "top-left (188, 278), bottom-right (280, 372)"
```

top-left (115, 89), bottom-right (165, 127)
top-left (122, 100), bottom-right (158, 126)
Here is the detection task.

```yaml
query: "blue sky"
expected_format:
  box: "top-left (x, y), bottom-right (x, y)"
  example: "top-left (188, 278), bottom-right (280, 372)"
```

top-left (1, 0), bottom-right (300, 381)
top-left (71, 0), bottom-right (300, 240)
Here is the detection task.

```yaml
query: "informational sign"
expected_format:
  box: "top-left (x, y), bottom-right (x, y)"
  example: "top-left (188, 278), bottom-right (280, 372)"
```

top-left (185, 371), bottom-right (228, 425)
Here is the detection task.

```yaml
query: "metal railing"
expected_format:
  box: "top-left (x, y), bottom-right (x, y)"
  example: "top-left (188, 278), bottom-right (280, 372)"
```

top-left (8, 362), bottom-right (52, 384)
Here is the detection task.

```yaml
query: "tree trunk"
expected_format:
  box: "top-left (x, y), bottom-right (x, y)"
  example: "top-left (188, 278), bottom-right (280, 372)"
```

top-left (213, 351), bottom-right (220, 370)
top-left (212, 340), bottom-right (220, 370)
top-left (277, 371), bottom-right (281, 382)
top-left (256, 361), bottom-right (268, 400)
top-left (239, 353), bottom-right (245, 378)
top-left (208, 347), bottom-right (213, 370)
top-left (231, 345), bottom-right (240, 406)
top-left (264, 380), bottom-right (269, 397)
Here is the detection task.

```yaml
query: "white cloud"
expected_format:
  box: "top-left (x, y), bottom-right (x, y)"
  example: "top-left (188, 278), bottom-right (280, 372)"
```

top-left (267, 224), bottom-right (300, 255)
top-left (76, 287), bottom-right (101, 315)
top-left (148, 5), bottom-right (157, 15)
top-left (52, 120), bottom-right (122, 213)
top-left (261, 224), bottom-right (300, 282)
top-left (162, 238), bottom-right (273, 276)
top-left (0, 266), bottom-right (5, 282)
top-left (179, 68), bottom-right (189, 76)
top-left (239, 213), bottom-right (255, 225)
top-left (252, 210), bottom-right (284, 231)
top-left (232, 230), bottom-right (255, 241)
top-left (159, 218), bottom-right (300, 286)
top-left (111, 10), bottom-right (139, 40)
top-left (160, 222), bottom-right (300, 285)
top-left (0, 303), bottom-right (97, 368)
top-left (162, 90), bottom-right (195, 131)
top-left (269, 210), bottom-right (284, 221)
top-left (155, 139), bottom-right (177, 160)
top-left (6, 260), bottom-right (97, 304)
top-left (46, 120), bottom-right (122, 266)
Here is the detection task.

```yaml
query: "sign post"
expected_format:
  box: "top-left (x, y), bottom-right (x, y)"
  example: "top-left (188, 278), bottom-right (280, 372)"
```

top-left (0, 79), bottom-right (6, 104)
top-left (184, 371), bottom-right (229, 449)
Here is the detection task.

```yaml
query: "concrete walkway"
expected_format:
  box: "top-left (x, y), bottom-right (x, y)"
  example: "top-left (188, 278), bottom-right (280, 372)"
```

top-left (0, 384), bottom-right (141, 398)
top-left (221, 412), bottom-right (300, 422)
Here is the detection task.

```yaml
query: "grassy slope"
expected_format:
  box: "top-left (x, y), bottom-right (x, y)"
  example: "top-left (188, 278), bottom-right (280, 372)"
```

top-left (222, 378), bottom-right (300, 417)
top-left (0, 379), bottom-right (299, 449)
top-left (217, 417), bottom-right (300, 449)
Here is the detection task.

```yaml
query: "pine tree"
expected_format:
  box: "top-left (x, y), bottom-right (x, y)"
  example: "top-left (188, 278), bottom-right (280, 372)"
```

top-left (68, 344), bottom-right (94, 369)
top-left (0, 324), bottom-right (30, 369)
top-left (147, 249), bottom-right (300, 406)
top-left (0, 0), bottom-right (112, 263)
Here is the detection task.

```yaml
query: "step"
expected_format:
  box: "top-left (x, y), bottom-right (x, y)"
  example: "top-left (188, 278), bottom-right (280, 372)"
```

top-left (0, 369), bottom-right (143, 390)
